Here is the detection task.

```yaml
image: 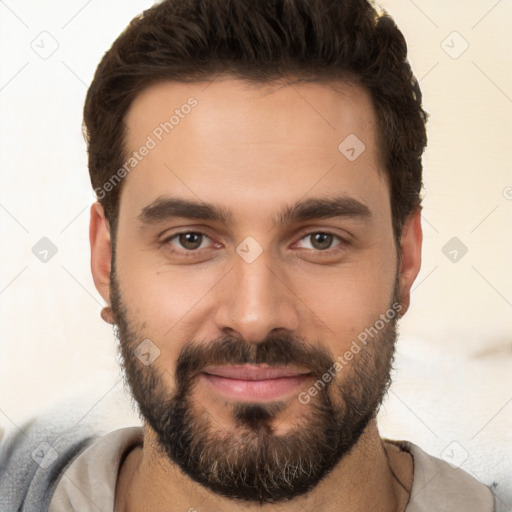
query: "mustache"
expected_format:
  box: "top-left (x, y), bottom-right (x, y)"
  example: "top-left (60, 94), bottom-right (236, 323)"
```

top-left (175, 333), bottom-right (335, 386)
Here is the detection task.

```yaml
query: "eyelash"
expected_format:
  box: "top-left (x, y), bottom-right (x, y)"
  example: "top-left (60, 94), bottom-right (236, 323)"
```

top-left (161, 230), bottom-right (348, 256)
top-left (161, 231), bottom-right (215, 257)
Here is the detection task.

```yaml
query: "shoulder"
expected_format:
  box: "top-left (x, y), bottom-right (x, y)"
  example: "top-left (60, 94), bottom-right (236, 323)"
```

top-left (389, 440), bottom-right (496, 512)
top-left (0, 416), bottom-right (98, 512)
top-left (49, 426), bottom-right (143, 511)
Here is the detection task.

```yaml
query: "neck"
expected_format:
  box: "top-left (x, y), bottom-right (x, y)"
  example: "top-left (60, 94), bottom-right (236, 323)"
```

top-left (115, 420), bottom-right (412, 512)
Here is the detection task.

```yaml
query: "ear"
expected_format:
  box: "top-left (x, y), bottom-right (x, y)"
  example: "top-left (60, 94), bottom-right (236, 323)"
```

top-left (90, 202), bottom-right (112, 304)
top-left (398, 208), bottom-right (422, 315)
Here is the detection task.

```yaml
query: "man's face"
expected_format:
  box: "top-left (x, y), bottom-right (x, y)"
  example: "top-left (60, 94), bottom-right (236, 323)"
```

top-left (97, 78), bottom-right (415, 503)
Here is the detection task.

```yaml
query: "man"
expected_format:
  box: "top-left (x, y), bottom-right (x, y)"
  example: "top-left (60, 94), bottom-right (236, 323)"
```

top-left (0, 0), bottom-right (496, 510)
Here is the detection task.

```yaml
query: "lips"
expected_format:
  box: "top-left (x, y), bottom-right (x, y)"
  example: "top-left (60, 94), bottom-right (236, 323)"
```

top-left (201, 365), bottom-right (312, 401)
top-left (203, 365), bottom-right (311, 380)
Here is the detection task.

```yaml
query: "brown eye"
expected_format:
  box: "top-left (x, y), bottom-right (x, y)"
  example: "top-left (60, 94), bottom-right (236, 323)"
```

top-left (161, 230), bottom-right (219, 259)
top-left (310, 233), bottom-right (334, 250)
top-left (295, 232), bottom-right (345, 253)
top-left (178, 232), bottom-right (204, 250)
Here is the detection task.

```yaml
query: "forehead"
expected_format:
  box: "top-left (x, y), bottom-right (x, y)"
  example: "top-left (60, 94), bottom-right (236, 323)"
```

top-left (120, 77), bottom-right (389, 224)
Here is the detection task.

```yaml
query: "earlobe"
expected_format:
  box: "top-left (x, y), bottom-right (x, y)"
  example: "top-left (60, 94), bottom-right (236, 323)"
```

top-left (90, 202), bottom-right (112, 305)
top-left (398, 208), bottom-right (423, 316)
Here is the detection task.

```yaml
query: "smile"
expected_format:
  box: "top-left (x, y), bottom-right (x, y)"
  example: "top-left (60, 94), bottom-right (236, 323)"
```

top-left (201, 365), bottom-right (312, 401)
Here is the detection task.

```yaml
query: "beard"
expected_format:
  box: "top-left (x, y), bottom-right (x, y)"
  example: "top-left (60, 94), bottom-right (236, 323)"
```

top-left (110, 271), bottom-right (400, 504)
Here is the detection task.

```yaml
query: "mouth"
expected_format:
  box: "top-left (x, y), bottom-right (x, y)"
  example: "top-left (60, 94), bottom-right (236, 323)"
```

top-left (201, 364), bottom-right (313, 402)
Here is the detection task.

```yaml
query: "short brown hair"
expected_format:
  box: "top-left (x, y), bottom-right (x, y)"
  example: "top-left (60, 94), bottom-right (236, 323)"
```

top-left (83, 0), bottom-right (427, 241)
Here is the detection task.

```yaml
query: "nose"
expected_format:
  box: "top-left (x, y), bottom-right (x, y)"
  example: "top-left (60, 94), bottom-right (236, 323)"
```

top-left (213, 249), bottom-right (300, 343)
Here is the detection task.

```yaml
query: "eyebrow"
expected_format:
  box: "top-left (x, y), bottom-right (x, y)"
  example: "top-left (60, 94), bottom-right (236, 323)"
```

top-left (137, 195), bottom-right (372, 226)
top-left (137, 197), bottom-right (232, 225)
top-left (276, 196), bottom-right (371, 224)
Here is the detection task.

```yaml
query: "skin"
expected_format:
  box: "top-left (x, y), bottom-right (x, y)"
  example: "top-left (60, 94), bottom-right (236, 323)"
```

top-left (90, 77), bottom-right (422, 512)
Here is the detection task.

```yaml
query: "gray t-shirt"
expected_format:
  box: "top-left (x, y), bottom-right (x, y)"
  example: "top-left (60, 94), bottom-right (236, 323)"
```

top-left (49, 427), bottom-right (495, 511)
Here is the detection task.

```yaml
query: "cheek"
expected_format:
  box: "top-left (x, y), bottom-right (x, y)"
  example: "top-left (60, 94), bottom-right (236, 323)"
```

top-left (289, 247), bottom-right (397, 353)
top-left (119, 265), bottom-right (214, 324)
top-left (114, 240), bottom-right (229, 365)
top-left (115, 226), bottom-right (204, 318)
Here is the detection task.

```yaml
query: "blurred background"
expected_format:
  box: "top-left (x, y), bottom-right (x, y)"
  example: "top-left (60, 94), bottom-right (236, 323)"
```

top-left (0, 0), bottom-right (511, 507)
